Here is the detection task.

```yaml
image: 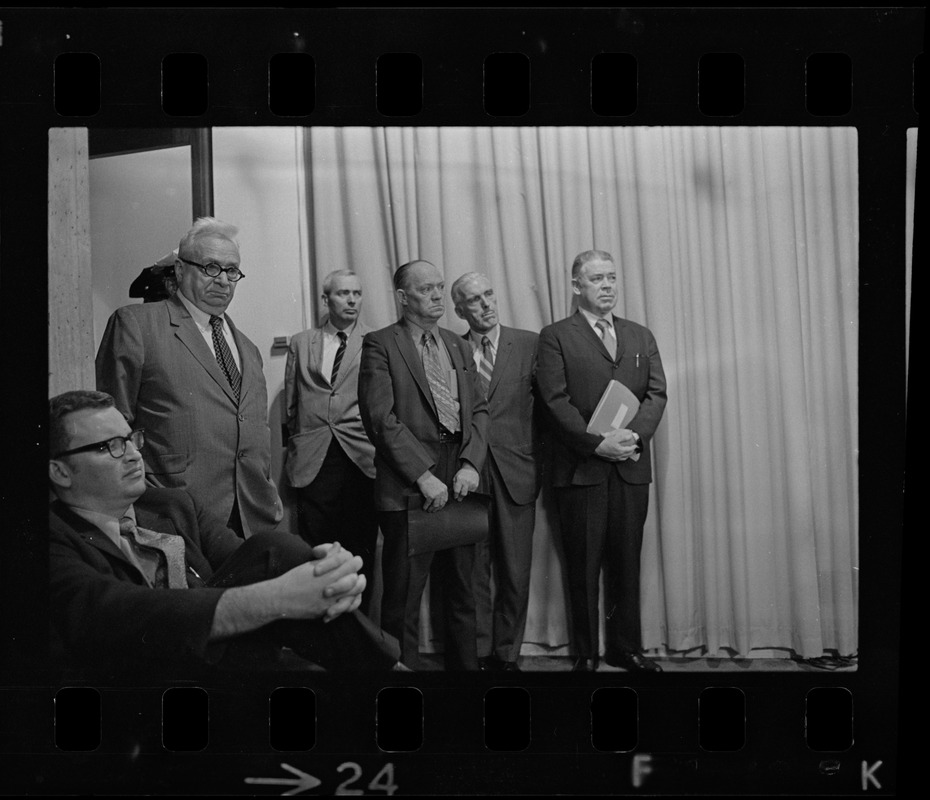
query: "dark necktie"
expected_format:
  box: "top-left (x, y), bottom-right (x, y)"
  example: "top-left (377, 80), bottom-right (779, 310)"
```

top-left (330, 331), bottom-right (348, 384)
top-left (210, 315), bottom-right (242, 402)
top-left (119, 516), bottom-right (188, 589)
top-left (421, 332), bottom-right (460, 433)
top-left (595, 318), bottom-right (616, 359)
top-left (476, 335), bottom-right (494, 397)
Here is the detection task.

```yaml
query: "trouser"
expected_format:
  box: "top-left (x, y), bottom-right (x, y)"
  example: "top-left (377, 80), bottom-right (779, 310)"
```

top-left (294, 438), bottom-right (378, 614)
top-left (556, 473), bottom-right (649, 659)
top-left (378, 440), bottom-right (479, 671)
top-left (474, 458), bottom-right (535, 663)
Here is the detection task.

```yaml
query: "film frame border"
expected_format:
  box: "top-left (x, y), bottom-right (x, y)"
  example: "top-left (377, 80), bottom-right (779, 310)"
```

top-left (0, 6), bottom-right (918, 796)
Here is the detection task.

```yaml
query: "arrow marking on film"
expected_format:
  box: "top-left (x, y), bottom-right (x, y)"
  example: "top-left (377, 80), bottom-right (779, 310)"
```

top-left (245, 763), bottom-right (322, 796)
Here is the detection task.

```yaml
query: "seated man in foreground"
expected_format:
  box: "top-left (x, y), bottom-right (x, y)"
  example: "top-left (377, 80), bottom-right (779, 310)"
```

top-left (48, 390), bottom-right (401, 672)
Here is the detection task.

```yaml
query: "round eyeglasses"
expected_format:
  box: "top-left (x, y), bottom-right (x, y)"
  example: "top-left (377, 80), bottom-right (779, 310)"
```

top-left (53, 430), bottom-right (145, 460)
top-left (178, 257), bottom-right (245, 282)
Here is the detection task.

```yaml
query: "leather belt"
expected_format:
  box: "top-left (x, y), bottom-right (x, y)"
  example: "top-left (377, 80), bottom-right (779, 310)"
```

top-left (438, 429), bottom-right (463, 444)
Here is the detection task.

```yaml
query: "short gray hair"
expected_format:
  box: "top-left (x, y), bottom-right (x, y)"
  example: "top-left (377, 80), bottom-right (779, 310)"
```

top-left (322, 270), bottom-right (359, 295)
top-left (450, 272), bottom-right (489, 306)
top-left (178, 217), bottom-right (239, 259)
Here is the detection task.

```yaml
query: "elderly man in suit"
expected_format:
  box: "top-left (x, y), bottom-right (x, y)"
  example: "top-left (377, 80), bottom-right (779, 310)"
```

top-left (451, 272), bottom-right (540, 673)
top-left (96, 217), bottom-right (282, 539)
top-left (537, 250), bottom-right (667, 673)
top-left (359, 260), bottom-right (489, 671)
top-left (284, 270), bottom-right (377, 611)
top-left (48, 390), bottom-right (401, 673)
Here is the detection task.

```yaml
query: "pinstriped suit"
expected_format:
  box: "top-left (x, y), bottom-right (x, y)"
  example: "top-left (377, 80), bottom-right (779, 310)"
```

top-left (96, 295), bottom-right (283, 538)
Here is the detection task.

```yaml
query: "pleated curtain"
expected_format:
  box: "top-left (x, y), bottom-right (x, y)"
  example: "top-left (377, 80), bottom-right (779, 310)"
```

top-left (299, 126), bottom-right (858, 658)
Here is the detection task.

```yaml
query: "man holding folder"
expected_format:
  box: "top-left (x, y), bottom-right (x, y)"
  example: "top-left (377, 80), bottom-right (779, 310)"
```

top-left (359, 260), bottom-right (488, 671)
top-left (536, 250), bottom-right (668, 672)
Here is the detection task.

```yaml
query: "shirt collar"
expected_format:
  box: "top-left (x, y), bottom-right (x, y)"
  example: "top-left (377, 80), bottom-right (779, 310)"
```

top-left (68, 504), bottom-right (136, 548)
top-left (469, 324), bottom-right (500, 349)
top-left (177, 290), bottom-right (218, 329)
top-left (579, 307), bottom-right (614, 329)
top-left (324, 318), bottom-right (355, 338)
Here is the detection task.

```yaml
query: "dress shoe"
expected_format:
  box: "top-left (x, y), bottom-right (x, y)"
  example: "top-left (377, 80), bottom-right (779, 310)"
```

top-left (604, 651), bottom-right (663, 673)
top-left (571, 657), bottom-right (594, 672)
top-left (478, 655), bottom-right (499, 671)
top-left (500, 660), bottom-right (521, 672)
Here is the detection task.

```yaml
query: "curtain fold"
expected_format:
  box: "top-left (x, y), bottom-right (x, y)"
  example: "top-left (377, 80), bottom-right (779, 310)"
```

top-left (300, 126), bottom-right (858, 658)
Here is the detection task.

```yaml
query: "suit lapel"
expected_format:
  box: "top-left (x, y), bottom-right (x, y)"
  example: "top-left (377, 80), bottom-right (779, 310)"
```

top-left (308, 328), bottom-right (325, 383)
top-left (226, 315), bottom-right (253, 405)
top-left (611, 315), bottom-right (626, 363)
top-left (395, 321), bottom-right (437, 418)
top-left (168, 298), bottom-right (238, 405)
top-left (488, 326), bottom-right (512, 397)
top-left (53, 503), bottom-right (143, 576)
top-left (333, 322), bottom-right (366, 390)
top-left (573, 309), bottom-right (618, 364)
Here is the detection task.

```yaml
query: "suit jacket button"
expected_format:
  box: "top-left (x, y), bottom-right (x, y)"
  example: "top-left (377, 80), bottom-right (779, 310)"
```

top-left (238, 414), bottom-right (245, 422)
top-left (238, 451), bottom-right (245, 459)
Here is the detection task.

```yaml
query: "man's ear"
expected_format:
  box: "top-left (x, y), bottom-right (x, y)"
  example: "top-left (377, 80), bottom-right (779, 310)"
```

top-left (48, 459), bottom-right (73, 490)
top-left (395, 288), bottom-right (407, 308)
top-left (453, 304), bottom-right (464, 320)
top-left (570, 279), bottom-right (581, 296)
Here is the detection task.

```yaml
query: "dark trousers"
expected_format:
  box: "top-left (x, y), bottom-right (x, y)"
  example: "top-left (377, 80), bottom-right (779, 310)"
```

top-left (556, 471), bottom-right (649, 659)
top-left (378, 442), bottom-right (478, 671)
top-left (206, 531), bottom-right (399, 671)
top-left (294, 439), bottom-right (378, 614)
top-left (474, 459), bottom-right (535, 663)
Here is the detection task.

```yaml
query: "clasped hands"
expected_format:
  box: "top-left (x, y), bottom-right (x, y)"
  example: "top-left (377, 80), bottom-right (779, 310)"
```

top-left (595, 428), bottom-right (639, 462)
top-left (416, 463), bottom-right (479, 513)
top-left (275, 542), bottom-right (366, 623)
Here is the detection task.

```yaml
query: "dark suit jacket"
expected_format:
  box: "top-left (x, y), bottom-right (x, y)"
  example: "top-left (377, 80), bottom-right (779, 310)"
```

top-left (536, 310), bottom-right (667, 487)
top-left (49, 487), bottom-right (241, 665)
top-left (96, 295), bottom-right (283, 537)
top-left (464, 326), bottom-right (541, 506)
top-left (359, 319), bottom-right (489, 512)
top-left (283, 319), bottom-right (376, 487)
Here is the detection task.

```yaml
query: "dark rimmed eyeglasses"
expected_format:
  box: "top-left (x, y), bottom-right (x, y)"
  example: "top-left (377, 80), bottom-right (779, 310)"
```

top-left (178, 257), bottom-right (245, 282)
top-left (53, 430), bottom-right (145, 459)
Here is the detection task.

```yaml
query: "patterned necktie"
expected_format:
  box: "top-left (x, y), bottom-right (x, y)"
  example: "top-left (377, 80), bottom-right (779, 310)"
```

top-left (595, 318), bottom-right (616, 359)
top-left (330, 331), bottom-right (348, 384)
top-left (421, 332), bottom-right (460, 433)
top-left (476, 335), bottom-right (494, 397)
top-left (210, 315), bottom-right (242, 403)
top-left (119, 517), bottom-right (189, 589)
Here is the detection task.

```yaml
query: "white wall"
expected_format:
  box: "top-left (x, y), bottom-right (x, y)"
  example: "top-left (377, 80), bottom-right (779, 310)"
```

top-left (89, 146), bottom-right (192, 350)
top-left (213, 127), bottom-right (310, 532)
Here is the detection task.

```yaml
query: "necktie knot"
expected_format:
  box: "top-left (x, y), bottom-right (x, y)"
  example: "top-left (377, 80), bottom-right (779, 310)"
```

top-left (337, 331), bottom-right (347, 343)
top-left (481, 335), bottom-right (491, 349)
top-left (330, 330), bottom-right (349, 384)
top-left (119, 516), bottom-right (137, 536)
top-left (210, 314), bottom-right (223, 330)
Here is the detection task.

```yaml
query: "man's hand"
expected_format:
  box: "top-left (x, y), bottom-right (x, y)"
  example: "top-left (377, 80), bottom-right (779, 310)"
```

top-left (273, 552), bottom-right (364, 620)
top-left (416, 470), bottom-right (449, 513)
top-left (594, 428), bottom-right (639, 462)
top-left (452, 463), bottom-right (480, 501)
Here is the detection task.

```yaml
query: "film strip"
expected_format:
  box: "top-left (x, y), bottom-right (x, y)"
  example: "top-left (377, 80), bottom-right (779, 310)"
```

top-left (0, 7), bottom-right (919, 796)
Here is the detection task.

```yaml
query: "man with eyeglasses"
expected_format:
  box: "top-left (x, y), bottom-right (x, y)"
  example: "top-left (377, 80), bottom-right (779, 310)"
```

top-left (96, 217), bottom-right (283, 539)
top-left (48, 389), bottom-right (402, 672)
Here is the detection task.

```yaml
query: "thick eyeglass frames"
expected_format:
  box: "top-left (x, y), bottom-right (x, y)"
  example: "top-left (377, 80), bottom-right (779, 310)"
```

top-left (53, 430), bottom-right (145, 459)
top-left (178, 257), bottom-right (245, 282)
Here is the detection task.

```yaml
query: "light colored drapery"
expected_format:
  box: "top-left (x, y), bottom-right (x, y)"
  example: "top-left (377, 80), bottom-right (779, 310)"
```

top-left (299, 126), bottom-right (858, 658)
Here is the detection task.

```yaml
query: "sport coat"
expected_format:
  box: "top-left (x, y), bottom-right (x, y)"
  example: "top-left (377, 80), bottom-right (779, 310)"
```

top-left (464, 325), bottom-right (540, 506)
top-left (536, 309), bottom-right (667, 487)
top-left (96, 295), bottom-right (283, 537)
top-left (283, 319), bottom-right (375, 488)
top-left (49, 487), bottom-right (240, 664)
top-left (359, 319), bottom-right (489, 512)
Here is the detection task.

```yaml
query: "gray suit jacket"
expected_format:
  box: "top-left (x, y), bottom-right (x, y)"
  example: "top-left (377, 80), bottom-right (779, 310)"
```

top-left (95, 296), bottom-right (283, 537)
top-left (283, 319), bottom-right (376, 487)
top-left (464, 325), bottom-right (541, 506)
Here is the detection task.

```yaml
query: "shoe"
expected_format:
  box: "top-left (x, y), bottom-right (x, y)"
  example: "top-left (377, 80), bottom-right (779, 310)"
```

top-left (604, 651), bottom-right (663, 673)
top-left (571, 657), bottom-right (594, 672)
top-left (478, 655), bottom-right (499, 672)
top-left (500, 661), bottom-right (521, 672)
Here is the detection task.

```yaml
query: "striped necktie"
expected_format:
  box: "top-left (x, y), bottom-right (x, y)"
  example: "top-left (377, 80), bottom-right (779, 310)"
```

top-left (210, 315), bottom-right (242, 402)
top-left (421, 332), bottom-right (460, 433)
top-left (595, 318), bottom-right (616, 359)
top-left (476, 335), bottom-right (494, 397)
top-left (330, 331), bottom-right (348, 384)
